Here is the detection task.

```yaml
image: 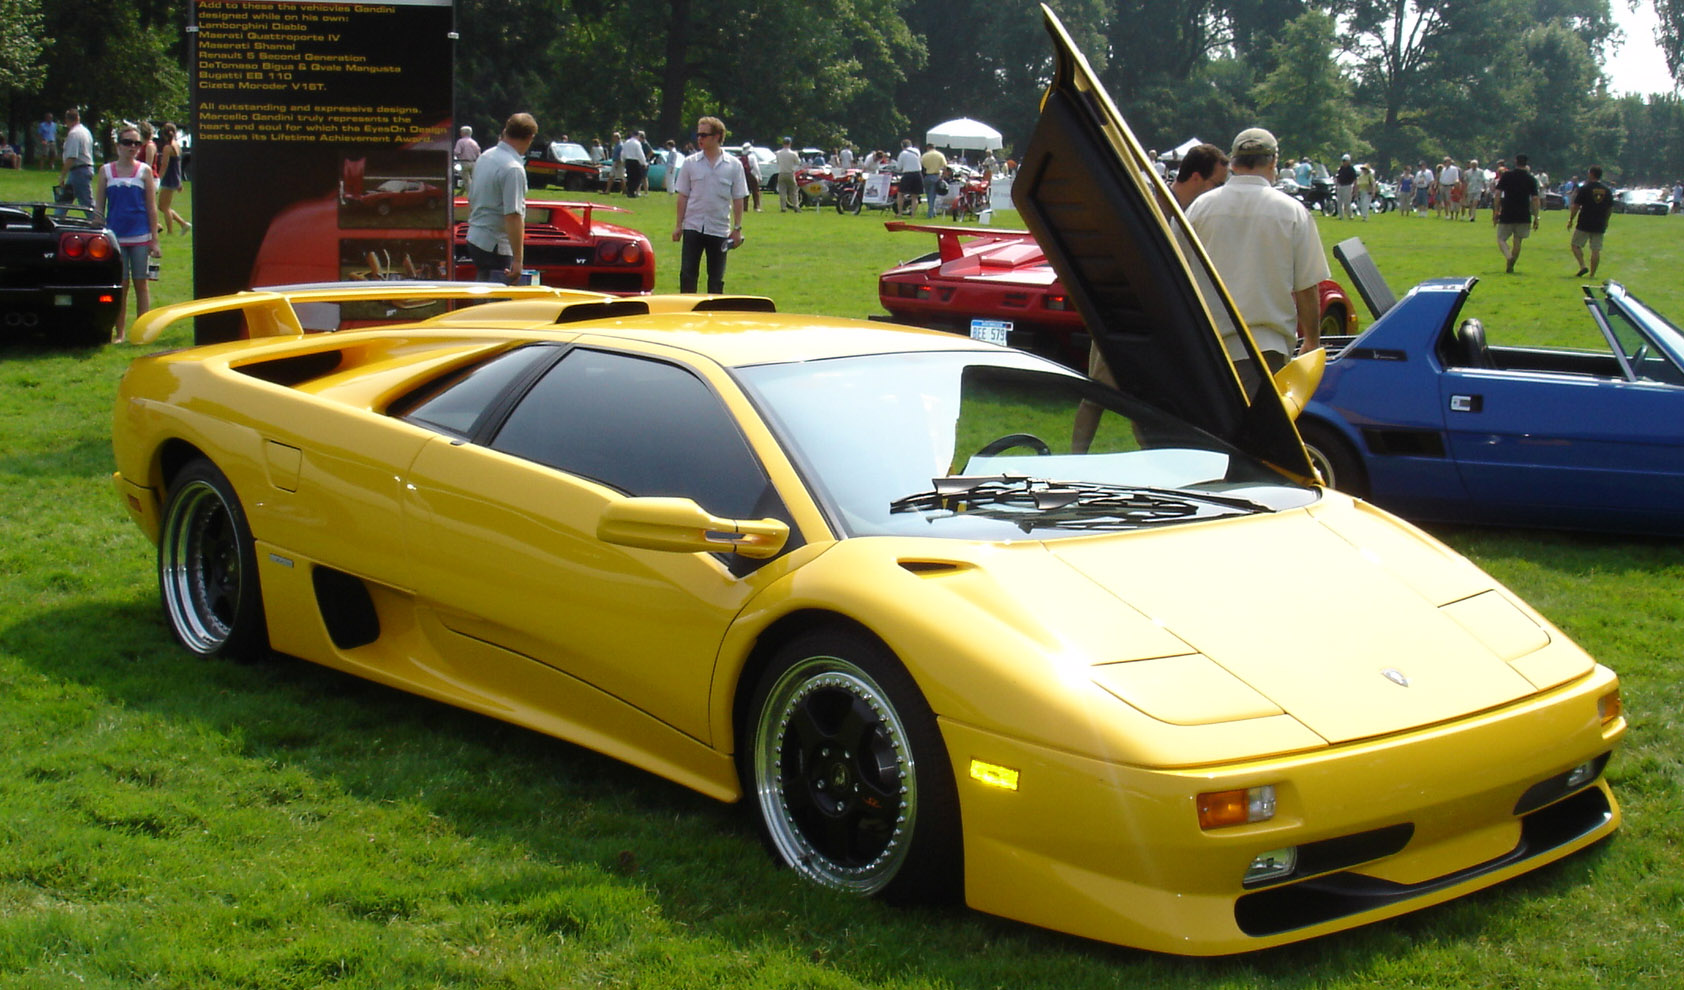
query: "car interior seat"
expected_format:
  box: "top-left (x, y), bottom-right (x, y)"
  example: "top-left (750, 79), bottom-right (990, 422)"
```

top-left (1453, 317), bottom-right (1493, 369)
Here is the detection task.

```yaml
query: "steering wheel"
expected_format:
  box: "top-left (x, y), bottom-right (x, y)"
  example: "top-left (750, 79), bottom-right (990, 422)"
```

top-left (973, 433), bottom-right (1052, 459)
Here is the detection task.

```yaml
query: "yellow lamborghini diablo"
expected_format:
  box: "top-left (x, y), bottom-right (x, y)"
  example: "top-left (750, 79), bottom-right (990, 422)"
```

top-left (109, 8), bottom-right (1623, 956)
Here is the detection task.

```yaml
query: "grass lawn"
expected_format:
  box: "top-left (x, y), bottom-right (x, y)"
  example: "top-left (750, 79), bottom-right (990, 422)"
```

top-left (2, 165), bottom-right (1682, 988)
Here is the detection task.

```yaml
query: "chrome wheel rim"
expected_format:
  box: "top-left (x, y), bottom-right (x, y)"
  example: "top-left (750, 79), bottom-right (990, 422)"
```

top-left (1304, 441), bottom-right (1335, 488)
top-left (753, 656), bottom-right (916, 894)
top-left (160, 480), bottom-right (241, 654)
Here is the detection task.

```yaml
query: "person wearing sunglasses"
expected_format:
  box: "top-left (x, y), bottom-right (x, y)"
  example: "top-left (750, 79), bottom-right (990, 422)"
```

top-left (95, 125), bottom-right (161, 342)
top-left (671, 116), bottom-right (747, 294)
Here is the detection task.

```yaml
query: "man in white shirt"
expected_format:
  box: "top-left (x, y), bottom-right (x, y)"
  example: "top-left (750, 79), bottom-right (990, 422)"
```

top-left (1186, 127), bottom-right (1330, 397)
top-left (775, 136), bottom-right (801, 212)
top-left (621, 131), bottom-right (648, 198)
top-left (1463, 160), bottom-right (1485, 222)
top-left (465, 113), bottom-right (536, 283)
top-left (57, 109), bottom-right (95, 207)
top-left (1414, 163), bottom-right (1434, 216)
top-left (672, 115), bottom-right (748, 294)
top-left (1437, 157), bottom-right (1461, 218)
top-left (453, 126), bottom-right (481, 187)
top-left (895, 139), bottom-right (922, 215)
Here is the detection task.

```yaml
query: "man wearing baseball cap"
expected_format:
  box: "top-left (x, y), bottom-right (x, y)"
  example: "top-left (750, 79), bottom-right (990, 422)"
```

top-left (1185, 127), bottom-right (1331, 396)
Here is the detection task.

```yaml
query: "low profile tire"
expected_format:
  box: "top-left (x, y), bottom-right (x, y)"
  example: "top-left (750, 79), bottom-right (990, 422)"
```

top-left (1299, 419), bottom-right (1369, 498)
top-left (743, 629), bottom-right (961, 903)
top-left (158, 459), bottom-right (268, 660)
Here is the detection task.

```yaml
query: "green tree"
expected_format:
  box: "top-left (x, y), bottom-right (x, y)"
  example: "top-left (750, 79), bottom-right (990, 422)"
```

top-left (1654, 0), bottom-right (1684, 86)
top-left (1613, 91), bottom-right (1684, 182)
top-left (37, 0), bottom-right (187, 148)
top-left (1336, 0), bottom-right (1534, 174)
top-left (1507, 20), bottom-right (1623, 176)
top-left (1254, 8), bottom-right (1365, 161)
top-left (0, 0), bottom-right (47, 96)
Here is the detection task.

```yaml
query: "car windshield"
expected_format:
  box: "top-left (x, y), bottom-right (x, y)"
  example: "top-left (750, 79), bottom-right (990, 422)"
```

top-left (736, 350), bottom-right (1317, 540)
top-left (552, 142), bottom-right (590, 162)
top-left (1608, 289), bottom-right (1684, 384)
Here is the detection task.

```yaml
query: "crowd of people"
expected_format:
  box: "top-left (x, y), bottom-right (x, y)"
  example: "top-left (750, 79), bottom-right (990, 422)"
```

top-left (1253, 147), bottom-right (1680, 277)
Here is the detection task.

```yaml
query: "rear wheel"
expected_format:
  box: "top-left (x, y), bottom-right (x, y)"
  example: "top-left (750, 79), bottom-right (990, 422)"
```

top-left (1299, 419), bottom-right (1369, 497)
top-left (743, 629), bottom-right (960, 903)
top-left (1318, 303), bottom-right (1347, 340)
top-left (158, 459), bottom-right (268, 659)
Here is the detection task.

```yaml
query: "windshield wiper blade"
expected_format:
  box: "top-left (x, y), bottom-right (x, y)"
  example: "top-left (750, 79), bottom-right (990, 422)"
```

top-left (889, 475), bottom-right (1271, 520)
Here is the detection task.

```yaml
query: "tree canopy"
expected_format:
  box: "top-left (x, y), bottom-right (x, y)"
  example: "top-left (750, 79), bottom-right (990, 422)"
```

top-left (6, 0), bottom-right (1682, 183)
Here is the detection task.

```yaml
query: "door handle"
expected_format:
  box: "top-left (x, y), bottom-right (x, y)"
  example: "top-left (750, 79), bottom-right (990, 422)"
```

top-left (1449, 394), bottom-right (1483, 413)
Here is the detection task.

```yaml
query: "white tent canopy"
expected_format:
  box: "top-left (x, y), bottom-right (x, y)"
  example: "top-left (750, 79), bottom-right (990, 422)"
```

top-left (925, 117), bottom-right (1003, 151)
top-left (1163, 137), bottom-right (1204, 161)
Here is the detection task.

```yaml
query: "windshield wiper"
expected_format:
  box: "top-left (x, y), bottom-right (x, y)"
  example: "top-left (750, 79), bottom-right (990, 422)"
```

top-left (888, 474), bottom-right (1271, 526)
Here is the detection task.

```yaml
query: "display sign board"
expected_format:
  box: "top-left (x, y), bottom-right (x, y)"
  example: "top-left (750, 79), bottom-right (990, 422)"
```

top-left (863, 173), bottom-right (893, 206)
top-left (190, 0), bottom-right (454, 341)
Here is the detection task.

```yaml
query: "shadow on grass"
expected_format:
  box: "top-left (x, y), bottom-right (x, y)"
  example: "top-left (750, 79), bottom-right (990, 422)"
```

top-left (0, 594), bottom-right (1627, 986)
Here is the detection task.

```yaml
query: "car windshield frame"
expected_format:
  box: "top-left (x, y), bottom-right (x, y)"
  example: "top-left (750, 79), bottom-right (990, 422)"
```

top-left (1604, 284), bottom-right (1684, 384)
top-left (735, 348), bottom-right (1317, 542)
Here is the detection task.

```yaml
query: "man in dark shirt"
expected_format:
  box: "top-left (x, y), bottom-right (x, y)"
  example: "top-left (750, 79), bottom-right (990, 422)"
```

top-left (1567, 165), bottom-right (1614, 278)
top-left (1492, 153), bottom-right (1541, 273)
top-left (1334, 154), bottom-right (1358, 219)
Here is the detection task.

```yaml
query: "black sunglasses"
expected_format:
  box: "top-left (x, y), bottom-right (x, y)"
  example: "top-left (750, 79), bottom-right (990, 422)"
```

top-left (696, 130), bottom-right (719, 139)
top-left (118, 138), bottom-right (144, 147)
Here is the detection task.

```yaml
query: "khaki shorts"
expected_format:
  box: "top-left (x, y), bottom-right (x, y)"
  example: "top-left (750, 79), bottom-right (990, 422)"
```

top-left (1497, 222), bottom-right (1531, 241)
top-left (1571, 229), bottom-right (1604, 250)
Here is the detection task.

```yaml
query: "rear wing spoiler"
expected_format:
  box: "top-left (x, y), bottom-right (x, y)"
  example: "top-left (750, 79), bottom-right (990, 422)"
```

top-left (882, 220), bottom-right (1031, 238)
top-left (883, 220), bottom-right (1036, 263)
top-left (127, 282), bottom-right (777, 345)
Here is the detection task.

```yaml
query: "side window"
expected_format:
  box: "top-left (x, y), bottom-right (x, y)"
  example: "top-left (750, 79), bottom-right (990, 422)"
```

top-left (492, 348), bottom-right (771, 518)
top-left (395, 344), bottom-right (559, 437)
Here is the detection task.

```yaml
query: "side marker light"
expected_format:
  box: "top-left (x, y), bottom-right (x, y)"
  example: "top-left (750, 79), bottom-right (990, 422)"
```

top-left (969, 759), bottom-right (1020, 791)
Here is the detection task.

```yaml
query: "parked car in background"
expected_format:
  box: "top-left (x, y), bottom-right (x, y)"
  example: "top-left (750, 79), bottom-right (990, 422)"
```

top-left (453, 198), bottom-right (654, 294)
top-left (645, 153), bottom-right (681, 192)
top-left (1306, 238), bottom-right (1684, 534)
top-left (525, 140), bottom-right (608, 191)
top-left (1613, 187), bottom-right (1670, 215)
top-left (0, 201), bottom-right (123, 346)
top-left (878, 221), bottom-right (1357, 369)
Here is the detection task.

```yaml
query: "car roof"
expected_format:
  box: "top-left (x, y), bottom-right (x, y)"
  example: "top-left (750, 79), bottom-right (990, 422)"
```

top-left (440, 310), bottom-right (1002, 368)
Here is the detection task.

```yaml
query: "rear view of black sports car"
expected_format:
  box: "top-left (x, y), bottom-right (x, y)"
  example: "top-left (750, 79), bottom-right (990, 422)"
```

top-left (0, 202), bottom-right (124, 346)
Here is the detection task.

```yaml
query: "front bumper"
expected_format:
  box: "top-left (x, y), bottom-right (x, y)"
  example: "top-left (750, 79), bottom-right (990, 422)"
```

top-left (941, 665), bottom-right (1622, 955)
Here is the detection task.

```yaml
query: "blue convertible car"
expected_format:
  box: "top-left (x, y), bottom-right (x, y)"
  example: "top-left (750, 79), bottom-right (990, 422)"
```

top-left (1300, 241), bottom-right (1684, 535)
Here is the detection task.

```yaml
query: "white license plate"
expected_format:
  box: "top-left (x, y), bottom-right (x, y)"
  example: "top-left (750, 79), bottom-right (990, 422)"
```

top-left (969, 319), bottom-right (1011, 346)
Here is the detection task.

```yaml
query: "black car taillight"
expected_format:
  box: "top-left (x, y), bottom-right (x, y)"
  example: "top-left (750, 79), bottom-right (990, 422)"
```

top-left (59, 231), bottom-right (115, 261)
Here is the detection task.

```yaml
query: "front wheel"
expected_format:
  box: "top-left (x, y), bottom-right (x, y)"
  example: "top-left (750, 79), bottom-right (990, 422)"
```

top-left (1299, 420), bottom-right (1369, 498)
top-left (158, 459), bottom-right (268, 659)
top-left (743, 629), bottom-right (960, 902)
